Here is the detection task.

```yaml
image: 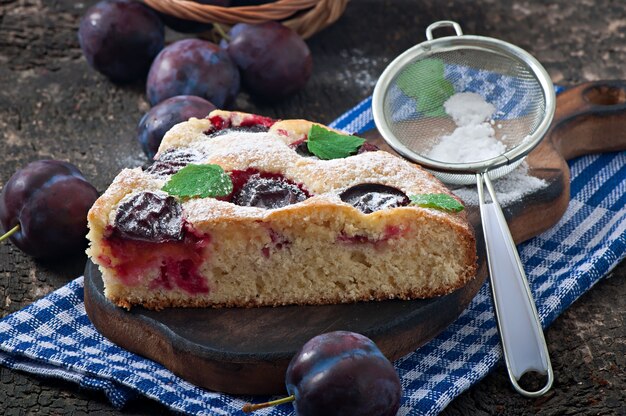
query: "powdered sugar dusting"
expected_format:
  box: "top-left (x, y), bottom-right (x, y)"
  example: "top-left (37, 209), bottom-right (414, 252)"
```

top-left (191, 130), bottom-right (298, 173)
top-left (444, 92), bottom-right (496, 126)
top-left (178, 126), bottom-right (450, 199)
top-left (428, 93), bottom-right (505, 163)
top-left (290, 151), bottom-right (447, 197)
top-left (453, 162), bottom-right (548, 206)
top-left (338, 49), bottom-right (384, 92)
top-left (104, 119), bottom-right (466, 230)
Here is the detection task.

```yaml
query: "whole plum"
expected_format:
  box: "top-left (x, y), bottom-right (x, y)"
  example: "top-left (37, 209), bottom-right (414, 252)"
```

top-left (0, 160), bottom-right (99, 259)
top-left (147, 39), bottom-right (240, 107)
top-left (157, 0), bottom-right (230, 33)
top-left (138, 95), bottom-right (216, 160)
top-left (223, 22), bottom-right (312, 101)
top-left (285, 331), bottom-right (402, 416)
top-left (78, 0), bottom-right (164, 83)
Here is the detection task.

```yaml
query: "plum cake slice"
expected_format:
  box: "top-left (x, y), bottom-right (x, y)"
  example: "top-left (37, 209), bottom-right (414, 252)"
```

top-left (87, 110), bottom-right (477, 310)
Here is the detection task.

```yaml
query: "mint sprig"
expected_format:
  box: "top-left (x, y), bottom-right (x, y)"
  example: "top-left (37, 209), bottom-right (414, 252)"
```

top-left (162, 164), bottom-right (233, 199)
top-left (396, 58), bottom-right (455, 117)
top-left (306, 124), bottom-right (365, 160)
top-left (409, 193), bottom-right (464, 212)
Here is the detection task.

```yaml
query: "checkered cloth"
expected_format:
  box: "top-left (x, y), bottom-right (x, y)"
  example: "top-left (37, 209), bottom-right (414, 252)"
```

top-left (386, 63), bottom-right (538, 123)
top-left (1, 87), bottom-right (625, 415)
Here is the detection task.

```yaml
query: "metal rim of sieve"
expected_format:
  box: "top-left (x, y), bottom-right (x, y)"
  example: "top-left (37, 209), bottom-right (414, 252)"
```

top-left (372, 21), bottom-right (556, 181)
top-left (373, 22), bottom-right (557, 399)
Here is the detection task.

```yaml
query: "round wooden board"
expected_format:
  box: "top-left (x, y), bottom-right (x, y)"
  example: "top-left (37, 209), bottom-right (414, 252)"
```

top-left (84, 82), bottom-right (626, 396)
top-left (84, 252), bottom-right (488, 395)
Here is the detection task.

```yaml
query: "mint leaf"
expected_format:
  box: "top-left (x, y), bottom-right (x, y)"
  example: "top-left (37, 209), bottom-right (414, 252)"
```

top-left (416, 79), bottom-right (455, 116)
top-left (395, 58), bottom-right (454, 117)
top-left (397, 59), bottom-right (445, 96)
top-left (162, 164), bottom-right (233, 199)
top-left (307, 124), bottom-right (366, 160)
top-left (409, 193), bottom-right (464, 212)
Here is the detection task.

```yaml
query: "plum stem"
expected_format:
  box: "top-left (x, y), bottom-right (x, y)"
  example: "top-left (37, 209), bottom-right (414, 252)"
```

top-left (214, 23), bottom-right (230, 42)
top-left (0, 224), bottom-right (20, 243)
top-left (242, 394), bottom-right (295, 413)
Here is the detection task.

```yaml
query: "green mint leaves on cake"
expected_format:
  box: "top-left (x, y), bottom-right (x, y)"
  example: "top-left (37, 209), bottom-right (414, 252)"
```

top-left (396, 58), bottom-right (455, 117)
top-left (307, 125), bottom-right (365, 160)
top-left (162, 164), bottom-right (233, 198)
top-left (409, 193), bottom-right (464, 212)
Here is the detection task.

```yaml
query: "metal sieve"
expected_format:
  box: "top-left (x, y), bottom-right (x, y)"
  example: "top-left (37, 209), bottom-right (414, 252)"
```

top-left (373, 21), bottom-right (555, 397)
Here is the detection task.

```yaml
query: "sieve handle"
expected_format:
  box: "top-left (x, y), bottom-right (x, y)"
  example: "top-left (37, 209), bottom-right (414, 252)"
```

top-left (425, 21), bottom-right (463, 40)
top-left (476, 172), bottom-right (554, 397)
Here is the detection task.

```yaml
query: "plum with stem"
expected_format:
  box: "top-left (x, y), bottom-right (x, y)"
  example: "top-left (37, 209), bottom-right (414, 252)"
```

top-left (0, 160), bottom-right (99, 258)
top-left (243, 331), bottom-right (402, 416)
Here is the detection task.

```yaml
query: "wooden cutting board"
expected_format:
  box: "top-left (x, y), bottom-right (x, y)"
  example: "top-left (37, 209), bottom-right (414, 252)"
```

top-left (84, 81), bottom-right (626, 396)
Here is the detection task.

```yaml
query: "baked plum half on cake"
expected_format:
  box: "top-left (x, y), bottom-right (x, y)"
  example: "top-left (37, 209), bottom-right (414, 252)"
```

top-left (87, 110), bottom-right (477, 310)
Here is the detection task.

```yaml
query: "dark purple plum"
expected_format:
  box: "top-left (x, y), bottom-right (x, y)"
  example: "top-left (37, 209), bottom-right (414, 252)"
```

top-left (113, 192), bottom-right (183, 242)
top-left (223, 21), bottom-right (312, 100)
top-left (157, 0), bottom-right (229, 33)
top-left (145, 148), bottom-right (205, 176)
top-left (138, 95), bottom-right (216, 160)
top-left (78, 0), bottom-right (164, 83)
top-left (0, 160), bottom-right (99, 258)
top-left (232, 175), bottom-right (307, 209)
top-left (286, 331), bottom-right (402, 416)
top-left (339, 184), bottom-right (409, 214)
top-left (147, 39), bottom-right (240, 107)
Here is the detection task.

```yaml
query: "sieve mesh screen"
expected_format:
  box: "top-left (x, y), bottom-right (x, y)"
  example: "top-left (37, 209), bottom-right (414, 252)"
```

top-left (382, 46), bottom-right (546, 168)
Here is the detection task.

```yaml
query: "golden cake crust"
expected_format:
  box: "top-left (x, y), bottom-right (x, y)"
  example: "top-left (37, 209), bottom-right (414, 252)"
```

top-left (87, 110), bottom-right (477, 310)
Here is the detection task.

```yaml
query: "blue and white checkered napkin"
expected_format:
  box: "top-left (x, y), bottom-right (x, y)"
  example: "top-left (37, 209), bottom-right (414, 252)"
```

top-left (386, 64), bottom-right (538, 124)
top-left (1, 89), bottom-right (625, 415)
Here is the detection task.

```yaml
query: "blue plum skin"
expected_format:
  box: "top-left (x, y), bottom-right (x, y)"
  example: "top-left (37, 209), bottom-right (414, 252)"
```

top-left (146, 39), bottom-right (240, 107)
top-left (137, 95), bottom-right (216, 160)
top-left (0, 161), bottom-right (99, 259)
top-left (78, 0), bottom-right (164, 83)
top-left (157, 0), bottom-right (230, 33)
top-left (286, 331), bottom-right (402, 416)
top-left (223, 22), bottom-right (312, 101)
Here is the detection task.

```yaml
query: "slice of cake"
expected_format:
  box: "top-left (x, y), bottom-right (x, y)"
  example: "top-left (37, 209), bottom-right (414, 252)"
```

top-left (86, 110), bottom-right (477, 310)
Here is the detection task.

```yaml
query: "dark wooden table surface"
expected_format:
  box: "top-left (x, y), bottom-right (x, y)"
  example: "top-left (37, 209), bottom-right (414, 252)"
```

top-left (1, 0), bottom-right (625, 414)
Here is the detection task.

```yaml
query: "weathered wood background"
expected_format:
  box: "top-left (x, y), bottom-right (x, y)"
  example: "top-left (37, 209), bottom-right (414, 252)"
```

top-left (1, 0), bottom-right (625, 414)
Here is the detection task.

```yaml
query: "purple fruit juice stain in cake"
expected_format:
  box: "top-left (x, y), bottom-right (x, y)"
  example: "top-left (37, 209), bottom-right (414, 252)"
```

top-left (261, 228), bottom-right (291, 258)
top-left (154, 258), bottom-right (209, 294)
top-left (145, 148), bottom-right (204, 176)
top-left (103, 191), bottom-right (211, 293)
top-left (102, 225), bottom-right (211, 293)
top-left (339, 183), bottom-right (409, 214)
